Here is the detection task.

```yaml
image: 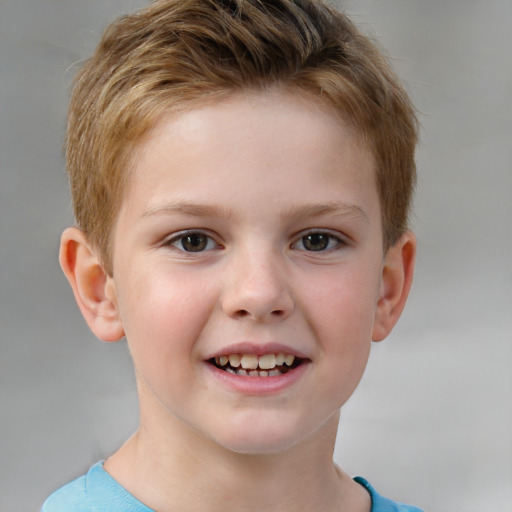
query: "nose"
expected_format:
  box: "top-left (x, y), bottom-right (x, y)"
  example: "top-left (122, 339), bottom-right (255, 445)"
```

top-left (221, 247), bottom-right (294, 323)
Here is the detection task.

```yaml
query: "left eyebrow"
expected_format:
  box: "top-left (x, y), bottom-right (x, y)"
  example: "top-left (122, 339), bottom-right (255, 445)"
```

top-left (281, 201), bottom-right (369, 223)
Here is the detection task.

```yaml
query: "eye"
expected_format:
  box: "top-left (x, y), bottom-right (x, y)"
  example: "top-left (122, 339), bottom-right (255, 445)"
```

top-left (168, 231), bottom-right (217, 252)
top-left (294, 232), bottom-right (343, 252)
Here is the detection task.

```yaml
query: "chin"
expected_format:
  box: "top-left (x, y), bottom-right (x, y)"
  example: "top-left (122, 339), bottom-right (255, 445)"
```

top-left (219, 436), bottom-right (300, 456)
top-left (210, 417), bottom-right (309, 456)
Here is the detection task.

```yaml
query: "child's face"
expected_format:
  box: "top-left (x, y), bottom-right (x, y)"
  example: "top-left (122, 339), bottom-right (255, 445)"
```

top-left (108, 90), bottom-right (390, 454)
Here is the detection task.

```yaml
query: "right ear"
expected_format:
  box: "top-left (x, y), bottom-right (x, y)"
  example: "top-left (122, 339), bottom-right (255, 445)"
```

top-left (59, 227), bottom-right (125, 342)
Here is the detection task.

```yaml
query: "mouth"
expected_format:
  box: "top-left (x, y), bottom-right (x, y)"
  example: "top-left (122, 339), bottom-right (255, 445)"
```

top-left (208, 353), bottom-right (303, 377)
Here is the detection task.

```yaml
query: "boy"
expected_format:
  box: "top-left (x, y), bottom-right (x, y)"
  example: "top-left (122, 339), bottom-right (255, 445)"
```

top-left (43, 0), bottom-right (423, 510)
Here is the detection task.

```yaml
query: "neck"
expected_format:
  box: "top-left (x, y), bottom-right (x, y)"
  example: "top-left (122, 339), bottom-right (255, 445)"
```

top-left (104, 387), bottom-right (369, 512)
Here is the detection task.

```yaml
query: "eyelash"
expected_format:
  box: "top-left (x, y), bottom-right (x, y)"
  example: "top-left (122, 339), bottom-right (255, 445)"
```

top-left (164, 229), bottom-right (345, 254)
top-left (165, 231), bottom-right (219, 253)
top-left (292, 231), bottom-right (345, 252)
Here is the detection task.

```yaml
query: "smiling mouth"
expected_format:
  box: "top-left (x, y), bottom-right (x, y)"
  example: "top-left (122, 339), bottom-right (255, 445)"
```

top-left (209, 353), bottom-right (303, 377)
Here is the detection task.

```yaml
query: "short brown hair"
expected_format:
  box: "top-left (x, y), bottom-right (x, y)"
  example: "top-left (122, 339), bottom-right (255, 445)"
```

top-left (67, 0), bottom-right (418, 273)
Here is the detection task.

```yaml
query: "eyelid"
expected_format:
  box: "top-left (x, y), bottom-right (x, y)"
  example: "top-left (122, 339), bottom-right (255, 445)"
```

top-left (163, 229), bottom-right (220, 252)
top-left (291, 229), bottom-right (348, 251)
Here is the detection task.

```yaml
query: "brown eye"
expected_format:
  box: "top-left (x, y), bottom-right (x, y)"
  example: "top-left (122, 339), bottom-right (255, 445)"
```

top-left (295, 232), bottom-right (342, 252)
top-left (302, 233), bottom-right (330, 251)
top-left (170, 232), bottom-right (215, 252)
top-left (181, 233), bottom-right (207, 251)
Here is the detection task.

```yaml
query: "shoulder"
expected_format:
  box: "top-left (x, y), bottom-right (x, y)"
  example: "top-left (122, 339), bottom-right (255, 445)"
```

top-left (41, 461), bottom-right (154, 512)
top-left (354, 477), bottom-right (424, 512)
top-left (41, 472), bottom-right (90, 512)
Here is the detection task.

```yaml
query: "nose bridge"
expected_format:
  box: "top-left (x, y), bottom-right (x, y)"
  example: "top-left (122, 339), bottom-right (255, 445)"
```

top-left (222, 242), bottom-right (293, 322)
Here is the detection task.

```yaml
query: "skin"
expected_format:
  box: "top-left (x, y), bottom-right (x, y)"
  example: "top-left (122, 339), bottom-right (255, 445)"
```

top-left (60, 90), bottom-right (415, 512)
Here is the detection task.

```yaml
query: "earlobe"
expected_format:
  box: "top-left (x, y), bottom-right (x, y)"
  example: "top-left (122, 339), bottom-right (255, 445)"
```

top-left (59, 227), bottom-right (125, 342)
top-left (372, 231), bottom-right (416, 342)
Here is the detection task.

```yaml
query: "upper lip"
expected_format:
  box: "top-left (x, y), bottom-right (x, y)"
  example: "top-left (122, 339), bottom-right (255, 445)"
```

top-left (205, 341), bottom-right (310, 360)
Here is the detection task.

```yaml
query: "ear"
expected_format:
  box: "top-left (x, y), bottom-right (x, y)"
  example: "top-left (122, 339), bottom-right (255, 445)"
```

top-left (372, 231), bottom-right (416, 342)
top-left (59, 227), bottom-right (125, 342)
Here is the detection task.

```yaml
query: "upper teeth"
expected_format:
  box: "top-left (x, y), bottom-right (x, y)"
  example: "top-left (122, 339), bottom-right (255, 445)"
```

top-left (215, 353), bottom-right (295, 370)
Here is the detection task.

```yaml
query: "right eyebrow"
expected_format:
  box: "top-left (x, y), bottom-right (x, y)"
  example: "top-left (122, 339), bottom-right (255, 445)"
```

top-left (141, 201), bottom-right (232, 219)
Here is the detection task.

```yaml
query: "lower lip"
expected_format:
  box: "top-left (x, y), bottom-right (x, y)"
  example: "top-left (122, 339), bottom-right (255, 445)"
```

top-left (205, 362), bottom-right (310, 395)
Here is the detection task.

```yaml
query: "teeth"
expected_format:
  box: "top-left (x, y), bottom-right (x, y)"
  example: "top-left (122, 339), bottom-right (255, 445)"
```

top-left (284, 354), bottom-right (295, 366)
top-left (235, 369), bottom-right (276, 377)
top-left (258, 354), bottom-right (276, 370)
top-left (214, 352), bottom-right (298, 374)
top-left (228, 354), bottom-right (241, 367)
top-left (240, 354), bottom-right (258, 370)
top-left (275, 353), bottom-right (286, 366)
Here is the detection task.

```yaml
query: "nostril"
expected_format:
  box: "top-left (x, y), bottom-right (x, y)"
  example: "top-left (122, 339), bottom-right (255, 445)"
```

top-left (233, 308), bottom-right (285, 320)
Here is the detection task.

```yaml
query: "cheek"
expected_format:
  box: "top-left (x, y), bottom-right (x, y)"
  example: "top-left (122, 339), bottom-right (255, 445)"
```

top-left (302, 266), bottom-right (381, 339)
top-left (300, 266), bottom-right (379, 394)
top-left (306, 279), bottom-right (375, 403)
top-left (116, 269), bottom-right (216, 379)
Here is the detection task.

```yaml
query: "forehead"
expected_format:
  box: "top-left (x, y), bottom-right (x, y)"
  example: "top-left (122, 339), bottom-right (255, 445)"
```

top-left (122, 89), bottom-right (378, 220)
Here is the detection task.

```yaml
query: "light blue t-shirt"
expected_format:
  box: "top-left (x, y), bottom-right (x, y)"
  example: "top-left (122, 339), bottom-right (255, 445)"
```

top-left (42, 461), bottom-right (424, 512)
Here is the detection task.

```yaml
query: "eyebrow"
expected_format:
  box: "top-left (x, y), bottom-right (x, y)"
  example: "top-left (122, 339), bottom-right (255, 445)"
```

top-left (281, 201), bottom-right (369, 223)
top-left (141, 200), bottom-right (368, 222)
top-left (142, 201), bottom-right (231, 219)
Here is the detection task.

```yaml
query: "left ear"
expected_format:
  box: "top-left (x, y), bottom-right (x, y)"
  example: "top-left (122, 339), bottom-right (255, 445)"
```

top-left (372, 231), bottom-right (416, 342)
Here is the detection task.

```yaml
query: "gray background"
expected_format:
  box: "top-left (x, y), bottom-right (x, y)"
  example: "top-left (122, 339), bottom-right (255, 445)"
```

top-left (1, 1), bottom-right (511, 511)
